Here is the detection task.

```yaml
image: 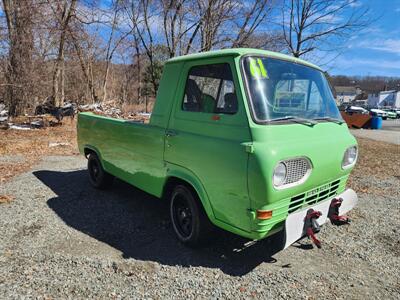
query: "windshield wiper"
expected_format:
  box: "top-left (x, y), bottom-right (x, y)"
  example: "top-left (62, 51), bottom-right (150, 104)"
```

top-left (313, 117), bottom-right (345, 124)
top-left (269, 116), bottom-right (317, 126)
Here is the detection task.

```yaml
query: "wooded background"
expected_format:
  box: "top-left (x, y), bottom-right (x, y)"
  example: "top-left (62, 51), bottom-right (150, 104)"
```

top-left (0, 0), bottom-right (395, 117)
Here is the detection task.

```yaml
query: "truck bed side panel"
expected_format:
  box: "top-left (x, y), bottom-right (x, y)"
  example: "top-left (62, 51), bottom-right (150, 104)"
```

top-left (78, 113), bottom-right (166, 197)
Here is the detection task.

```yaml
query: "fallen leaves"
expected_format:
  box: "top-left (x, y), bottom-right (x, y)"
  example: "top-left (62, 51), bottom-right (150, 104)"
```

top-left (0, 195), bottom-right (14, 204)
top-left (0, 119), bottom-right (78, 182)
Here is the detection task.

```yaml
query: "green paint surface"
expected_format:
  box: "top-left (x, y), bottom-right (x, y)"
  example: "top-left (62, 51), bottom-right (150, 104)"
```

top-left (78, 48), bottom-right (357, 240)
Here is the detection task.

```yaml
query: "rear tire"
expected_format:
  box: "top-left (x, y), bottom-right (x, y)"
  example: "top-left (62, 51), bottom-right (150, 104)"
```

top-left (87, 153), bottom-right (114, 189)
top-left (170, 184), bottom-right (212, 247)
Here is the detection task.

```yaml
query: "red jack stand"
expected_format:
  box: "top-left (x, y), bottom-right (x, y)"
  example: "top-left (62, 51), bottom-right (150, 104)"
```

top-left (304, 209), bottom-right (322, 248)
top-left (329, 198), bottom-right (351, 225)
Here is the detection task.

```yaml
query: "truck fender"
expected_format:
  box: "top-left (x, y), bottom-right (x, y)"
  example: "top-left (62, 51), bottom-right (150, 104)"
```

top-left (165, 163), bottom-right (216, 222)
top-left (82, 144), bottom-right (107, 170)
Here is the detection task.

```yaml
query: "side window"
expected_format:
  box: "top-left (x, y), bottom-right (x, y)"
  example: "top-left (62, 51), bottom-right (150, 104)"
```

top-left (182, 63), bottom-right (238, 114)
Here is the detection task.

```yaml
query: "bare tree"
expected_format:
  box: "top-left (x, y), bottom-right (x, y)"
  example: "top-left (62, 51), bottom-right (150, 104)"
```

top-left (132, 34), bottom-right (142, 102)
top-left (69, 26), bottom-right (100, 103)
top-left (160, 0), bottom-right (204, 57)
top-left (101, 1), bottom-right (132, 102)
top-left (162, 0), bottom-right (185, 57)
top-left (0, 0), bottom-right (375, 117)
top-left (231, 0), bottom-right (271, 47)
top-left (48, 0), bottom-right (77, 107)
top-left (2, 0), bottom-right (35, 116)
top-left (124, 0), bottom-right (160, 96)
top-left (197, 0), bottom-right (237, 51)
top-left (281, 0), bottom-right (370, 58)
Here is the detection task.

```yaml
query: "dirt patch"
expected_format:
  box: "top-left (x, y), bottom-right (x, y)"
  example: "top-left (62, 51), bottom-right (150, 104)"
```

top-left (347, 138), bottom-right (400, 197)
top-left (0, 119), bottom-right (77, 183)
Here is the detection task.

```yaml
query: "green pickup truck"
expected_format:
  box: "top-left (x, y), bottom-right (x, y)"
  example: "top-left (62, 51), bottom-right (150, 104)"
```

top-left (78, 48), bottom-right (358, 249)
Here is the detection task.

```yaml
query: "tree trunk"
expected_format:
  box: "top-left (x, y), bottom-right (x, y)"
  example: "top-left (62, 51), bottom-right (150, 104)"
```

top-left (2, 0), bottom-right (34, 116)
top-left (51, 0), bottom-right (77, 107)
top-left (70, 30), bottom-right (98, 103)
top-left (134, 38), bottom-right (141, 103)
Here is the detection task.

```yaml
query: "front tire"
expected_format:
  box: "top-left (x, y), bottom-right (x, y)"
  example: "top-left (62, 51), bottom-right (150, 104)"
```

top-left (170, 185), bottom-right (211, 247)
top-left (87, 153), bottom-right (114, 189)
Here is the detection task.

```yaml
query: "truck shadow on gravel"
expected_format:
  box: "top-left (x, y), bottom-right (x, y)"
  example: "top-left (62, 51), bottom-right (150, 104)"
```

top-left (34, 169), bottom-right (285, 276)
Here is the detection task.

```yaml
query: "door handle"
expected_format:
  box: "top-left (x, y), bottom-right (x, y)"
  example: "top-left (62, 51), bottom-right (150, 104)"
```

top-left (165, 129), bottom-right (178, 137)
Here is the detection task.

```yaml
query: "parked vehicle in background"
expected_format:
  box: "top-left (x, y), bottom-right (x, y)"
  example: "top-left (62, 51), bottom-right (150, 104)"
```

top-left (382, 109), bottom-right (398, 119)
top-left (370, 108), bottom-right (388, 120)
top-left (345, 106), bottom-right (369, 115)
top-left (78, 48), bottom-right (358, 249)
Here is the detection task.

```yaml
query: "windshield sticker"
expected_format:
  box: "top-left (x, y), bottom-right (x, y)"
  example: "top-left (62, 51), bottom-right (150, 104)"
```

top-left (249, 58), bottom-right (269, 79)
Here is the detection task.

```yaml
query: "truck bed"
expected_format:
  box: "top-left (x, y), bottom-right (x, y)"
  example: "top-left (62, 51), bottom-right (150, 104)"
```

top-left (77, 112), bottom-right (166, 197)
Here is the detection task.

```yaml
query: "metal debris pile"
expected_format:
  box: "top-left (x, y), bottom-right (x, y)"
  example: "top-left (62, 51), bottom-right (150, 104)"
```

top-left (0, 114), bottom-right (63, 131)
top-left (0, 100), bottom-right (152, 130)
top-left (0, 103), bottom-right (8, 124)
top-left (0, 102), bottom-right (77, 130)
top-left (79, 101), bottom-right (122, 118)
top-left (80, 100), bottom-right (151, 123)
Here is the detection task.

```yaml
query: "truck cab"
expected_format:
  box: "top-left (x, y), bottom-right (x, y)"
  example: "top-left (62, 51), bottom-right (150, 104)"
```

top-left (78, 49), bottom-right (358, 248)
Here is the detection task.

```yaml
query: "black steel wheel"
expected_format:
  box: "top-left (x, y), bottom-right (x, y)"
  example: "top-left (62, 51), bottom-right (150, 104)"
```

top-left (172, 193), bottom-right (193, 238)
top-left (87, 153), bottom-right (114, 189)
top-left (170, 184), bottom-right (212, 246)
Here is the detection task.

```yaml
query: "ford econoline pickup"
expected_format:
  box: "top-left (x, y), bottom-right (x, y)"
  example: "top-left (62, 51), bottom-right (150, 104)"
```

top-left (77, 48), bottom-right (358, 248)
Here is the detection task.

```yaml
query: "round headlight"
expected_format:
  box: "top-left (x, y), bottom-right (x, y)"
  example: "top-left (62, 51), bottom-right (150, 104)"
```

top-left (342, 146), bottom-right (358, 168)
top-left (273, 162), bottom-right (287, 186)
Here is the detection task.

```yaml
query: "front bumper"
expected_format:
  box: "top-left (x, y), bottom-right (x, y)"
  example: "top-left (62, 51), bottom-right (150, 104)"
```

top-left (283, 188), bottom-right (358, 248)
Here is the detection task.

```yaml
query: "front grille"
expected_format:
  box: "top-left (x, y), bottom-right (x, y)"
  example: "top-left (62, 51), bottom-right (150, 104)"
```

top-left (283, 158), bottom-right (311, 185)
top-left (288, 179), bottom-right (341, 213)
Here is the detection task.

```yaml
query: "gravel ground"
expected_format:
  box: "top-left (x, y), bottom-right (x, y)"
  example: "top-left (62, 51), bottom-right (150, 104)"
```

top-left (350, 119), bottom-right (400, 145)
top-left (351, 129), bottom-right (400, 145)
top-left (382, 119), bottom-right (400, 132)
top-left (0, 155), bottom-right (399, 299)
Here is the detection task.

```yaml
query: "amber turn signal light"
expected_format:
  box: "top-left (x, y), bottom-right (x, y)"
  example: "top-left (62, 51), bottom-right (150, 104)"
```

top-left (256, 210), bottom-right (273, 220)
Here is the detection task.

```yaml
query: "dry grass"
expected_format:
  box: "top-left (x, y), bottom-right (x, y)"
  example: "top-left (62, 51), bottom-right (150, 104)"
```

top-left (348, 138), bottom-right (400, 196)
top-left (0, 118), bottom-right (77, 183)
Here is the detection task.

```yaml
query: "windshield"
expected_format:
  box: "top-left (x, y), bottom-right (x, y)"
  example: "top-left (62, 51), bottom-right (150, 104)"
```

top-left (242, 56), bottom-right (342, 123)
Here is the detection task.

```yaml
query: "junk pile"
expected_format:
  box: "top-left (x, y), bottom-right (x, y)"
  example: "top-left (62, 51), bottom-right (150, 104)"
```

top-left (35, 102), bottom-right (77, 122)
top-left (79, 100), bottom-right (151, 123)
top-left (79, 101), bottom-right (122, 118)
top-left (0, 101), bottom-right (77, 131)
top-left (0, 103), bottom-right (8, 128)
top-left (0, 103), bottom-right (9, 129)
top-left (0, 99), bottom-right (151, 130)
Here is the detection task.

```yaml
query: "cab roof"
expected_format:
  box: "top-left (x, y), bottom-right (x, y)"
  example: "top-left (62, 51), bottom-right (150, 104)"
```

top-left (166, 48), bottom-right (322, 71)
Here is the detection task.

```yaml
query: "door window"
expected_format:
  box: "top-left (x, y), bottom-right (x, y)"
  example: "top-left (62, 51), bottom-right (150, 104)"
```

top-left (182, 63), bottom-right (238, 114)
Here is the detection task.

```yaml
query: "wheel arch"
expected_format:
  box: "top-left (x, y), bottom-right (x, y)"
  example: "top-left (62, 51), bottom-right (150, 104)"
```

top-left (83, 145), bottom-right (107, 169)
top-left (162, 165), bottom-right (215, 222)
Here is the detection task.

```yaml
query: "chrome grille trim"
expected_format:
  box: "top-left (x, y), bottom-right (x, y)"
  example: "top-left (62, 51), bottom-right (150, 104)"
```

top-left (274, 157), bottom-right (312, 189)
top-left (288, 179), bottom-right (341, 213)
